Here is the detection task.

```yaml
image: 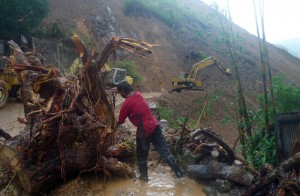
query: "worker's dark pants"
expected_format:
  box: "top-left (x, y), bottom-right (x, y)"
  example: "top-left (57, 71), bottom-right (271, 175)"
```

top-left (136, 126), bottom-right (172, 163)
top-left (136, 126), bottom-right (184, 179)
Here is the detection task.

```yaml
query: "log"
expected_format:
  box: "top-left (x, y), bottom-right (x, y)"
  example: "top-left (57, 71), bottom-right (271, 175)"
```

top-left (189, 127), bottom-right (260, 177)
top-left (190, 128), bottom-right (235, 164)
top-left (187, 160), bottom-right (254, 186)
top-left (0, 36), bottom-right (152, 193)
top-left (242, 152), bottom-right (300, 196)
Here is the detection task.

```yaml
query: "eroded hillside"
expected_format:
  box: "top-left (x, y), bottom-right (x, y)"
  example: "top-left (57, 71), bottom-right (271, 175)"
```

top-left (42, 0), bottom-right (300, 144)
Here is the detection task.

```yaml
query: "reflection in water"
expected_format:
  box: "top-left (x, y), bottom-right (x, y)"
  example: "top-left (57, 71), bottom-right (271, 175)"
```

top-left (89, 171), bottom-right (205, 196)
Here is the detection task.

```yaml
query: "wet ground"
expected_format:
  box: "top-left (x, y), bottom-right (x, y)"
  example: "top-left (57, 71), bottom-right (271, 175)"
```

top-left (0, 99), bottom-right (25, 137)
top-left (87, 172), bottom-right (205, 195)
top-left (0, 95), bottom-right (205, 195)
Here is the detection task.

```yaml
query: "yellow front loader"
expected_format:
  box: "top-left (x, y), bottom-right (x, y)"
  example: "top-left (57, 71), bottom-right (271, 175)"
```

top-left (0, 67), bottom-right (21, 108)
top-left (0, 40), bottom-right (22, 108)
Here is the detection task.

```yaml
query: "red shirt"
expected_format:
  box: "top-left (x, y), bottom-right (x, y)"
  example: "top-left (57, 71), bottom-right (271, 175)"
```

top-left (118, 91), bottom-right (158, 137)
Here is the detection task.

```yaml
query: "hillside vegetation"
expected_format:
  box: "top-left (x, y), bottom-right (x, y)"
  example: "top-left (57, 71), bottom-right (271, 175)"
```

top-left (3, 0), bottom-right (300, 166)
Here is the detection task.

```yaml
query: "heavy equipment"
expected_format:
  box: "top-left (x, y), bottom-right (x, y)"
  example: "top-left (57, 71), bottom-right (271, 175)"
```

top-left (0, 40), bottom-right (22, 108)
top-left (106, 67), bottom-right (133, 86)
top-left (67, 58), bottom-right (133, 86)
top-left (171, 56), bottom-right (231, 93)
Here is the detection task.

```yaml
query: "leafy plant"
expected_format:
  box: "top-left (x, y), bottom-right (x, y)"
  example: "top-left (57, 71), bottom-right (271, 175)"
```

top-left (114, 60), bottom-right (142, 84)
top-left (220, 116), bottom-right (231, 124)
top-left (157, 104), bottom-right (187, 128)
top-left (123, 0), bottom-right (183, 27)
top-left (242, 74), bottom-right (300, 168)
top-left (157, 104), bottom-right (173, 120)
top-left (243, 130), bottom-right (276, 169)
top-left (125, 137), bottom-right (137, 161)
top-left (258, 74), bottom-right (300, 124)
top-left (0, 0), bottom-right (50, 39)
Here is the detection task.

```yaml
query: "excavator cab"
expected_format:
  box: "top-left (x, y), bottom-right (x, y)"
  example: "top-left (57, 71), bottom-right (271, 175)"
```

top-left (107, 68), bottom-right (133, 86)
top-left (107, 68), bottom-right (126, 86)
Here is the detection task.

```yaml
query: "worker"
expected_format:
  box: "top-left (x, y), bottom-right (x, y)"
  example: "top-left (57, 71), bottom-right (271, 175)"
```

top-left (115, 81), bottom-right (184, 181)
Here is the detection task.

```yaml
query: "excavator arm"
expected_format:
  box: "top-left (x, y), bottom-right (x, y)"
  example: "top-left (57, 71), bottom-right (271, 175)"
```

top-left (188, 56), bottom-right (230, 80)
top-left (171, 56), bottom-right (231, 93)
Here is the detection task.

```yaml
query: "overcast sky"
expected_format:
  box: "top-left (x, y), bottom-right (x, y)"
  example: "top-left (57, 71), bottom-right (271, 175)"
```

top-left (201, 0), bottom-right (300, 43)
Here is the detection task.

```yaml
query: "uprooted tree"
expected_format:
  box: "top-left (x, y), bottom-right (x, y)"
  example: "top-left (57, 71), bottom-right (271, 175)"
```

top-left (0, 35), bottom-right (153, 193)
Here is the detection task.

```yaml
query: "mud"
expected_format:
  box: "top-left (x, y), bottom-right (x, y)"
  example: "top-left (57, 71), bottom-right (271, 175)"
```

top-left (0, 93), bottom-right (205, 195)
top-left (0, 99), bottom-right (25, 137)
top-left (87, 171), bottom-right (205, 196)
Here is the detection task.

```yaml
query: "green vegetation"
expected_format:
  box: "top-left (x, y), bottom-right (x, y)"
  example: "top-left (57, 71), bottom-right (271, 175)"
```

top-left (242, 74), bottom-right (300, 169)
top-left (257, 74), bottom-right (300, 124)
top-left (48, 21), bottom-right (73, 38)
top-left (157, 105), bottom-right (187, 128)
top-left (125, 137), bottom-right (137, 161)
top-left (114, 60), bottom-right (142, 84)
top-left (0, 0), bottom-right (50, 39)
top-left (269, 74), bottom-right (300, 114)
top-left (243, 131), bottom-right (276, 168)
top-left (123, 0), bottom-right (183, 27)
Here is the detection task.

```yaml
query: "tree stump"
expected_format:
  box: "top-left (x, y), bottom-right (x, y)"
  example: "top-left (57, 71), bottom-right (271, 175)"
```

top-left (0, 35), bottom-right (152, 193)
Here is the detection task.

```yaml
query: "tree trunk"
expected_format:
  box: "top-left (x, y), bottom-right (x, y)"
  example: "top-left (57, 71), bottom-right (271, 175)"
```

top-left (0, 36), bottom-right (152, 193)
top-left (187, 160), bottom-right (254, 186)
top-left (242, 152), bottom-right (300, 196)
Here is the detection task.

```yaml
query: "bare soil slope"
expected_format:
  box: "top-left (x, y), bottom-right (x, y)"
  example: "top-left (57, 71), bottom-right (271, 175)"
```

top-left (43, 0), bottom-right (300, 145)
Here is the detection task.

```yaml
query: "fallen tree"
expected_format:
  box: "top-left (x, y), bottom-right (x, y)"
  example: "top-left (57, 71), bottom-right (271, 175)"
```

top-left (242, 152), bottom-right (300, 196)
top-left (188, 160), bottom-right (254, 186)
top-left (0, 35), bottom-right (153, 193)
top-left (170, 125), bottom-right (300, 195)
top-left (176, 127), bottom-right (255, 187)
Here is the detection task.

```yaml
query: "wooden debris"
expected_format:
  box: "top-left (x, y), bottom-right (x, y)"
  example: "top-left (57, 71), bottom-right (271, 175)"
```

top-left (243, 152), bottom-right (300, 196)
top-left (187, 160), bottom-right (254, 186)
top-left (0, 36), bottom-right (152, 193)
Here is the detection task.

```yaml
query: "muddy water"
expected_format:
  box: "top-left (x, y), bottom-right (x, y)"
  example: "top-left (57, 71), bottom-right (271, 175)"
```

top-left (88, 171), bottom-right (205, 196)
top-left (0, 99), bottom-right (25, 137)
top-left (1, 96), bottom-right (206, 195)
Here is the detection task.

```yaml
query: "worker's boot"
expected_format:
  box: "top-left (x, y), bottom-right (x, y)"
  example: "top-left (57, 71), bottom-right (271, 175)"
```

top-left (166, 155), bottom-right (185, 178)
top-left (138, 161), bottom-right (148, 182)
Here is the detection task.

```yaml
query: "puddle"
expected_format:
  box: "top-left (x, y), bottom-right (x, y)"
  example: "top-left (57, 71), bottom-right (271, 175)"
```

top-left (0, 100), bottom-right (25, 137)
top-left (88, 171), bottom-right (205, 196)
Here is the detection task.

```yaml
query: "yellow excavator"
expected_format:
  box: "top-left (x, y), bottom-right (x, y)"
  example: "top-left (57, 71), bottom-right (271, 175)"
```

top-left (171, 56), bottom-right (231, 93)
top-left (67, 58), bottom-right (133, 86)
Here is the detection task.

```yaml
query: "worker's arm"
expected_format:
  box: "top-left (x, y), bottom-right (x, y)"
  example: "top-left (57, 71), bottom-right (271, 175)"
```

top-left (117, 103), bottom-right (128, 125)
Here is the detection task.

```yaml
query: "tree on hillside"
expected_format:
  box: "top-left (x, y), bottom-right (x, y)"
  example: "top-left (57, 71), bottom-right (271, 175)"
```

top-left (0, 0), bottom-right (49, 39)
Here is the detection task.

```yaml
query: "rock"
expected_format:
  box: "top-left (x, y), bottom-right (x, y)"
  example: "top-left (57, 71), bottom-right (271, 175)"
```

top-left (149, 102), bottom-right (160, 120)
top-left (187, 160), bottom-right (253, 186)
top-left (215, 179), bottom-right (231, 193)
top-left (159, 119), bottom-right (168, 132)
top-left (208, 160), bottom-right (224, 172)
top-left (211, 150), bottom-right (220, 159)
top-left (178, 148), bottom-right (199, 170)
top-left (203, 186), bottom-right (218, 196)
